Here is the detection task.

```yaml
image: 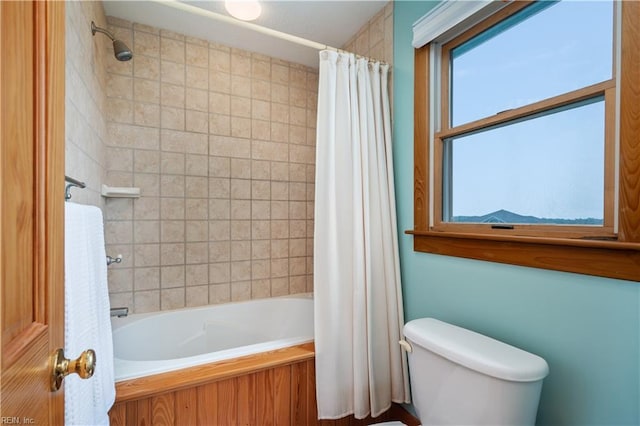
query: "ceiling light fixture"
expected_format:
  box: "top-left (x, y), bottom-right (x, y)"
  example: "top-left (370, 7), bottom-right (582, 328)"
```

top-left (224, 0), bottom-right (262, 21)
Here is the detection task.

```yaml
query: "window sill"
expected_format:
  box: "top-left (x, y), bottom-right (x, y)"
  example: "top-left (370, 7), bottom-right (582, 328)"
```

top-left (406, 230), bottom-right (640, 282)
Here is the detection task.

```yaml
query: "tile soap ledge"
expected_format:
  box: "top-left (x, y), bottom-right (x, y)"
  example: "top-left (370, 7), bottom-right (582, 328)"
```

top-left (101, 184), bottom-right (141, 198)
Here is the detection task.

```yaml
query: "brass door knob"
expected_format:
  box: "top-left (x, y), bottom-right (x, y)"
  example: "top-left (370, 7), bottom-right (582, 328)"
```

top-left (51, 348), bottom-right (96, 391)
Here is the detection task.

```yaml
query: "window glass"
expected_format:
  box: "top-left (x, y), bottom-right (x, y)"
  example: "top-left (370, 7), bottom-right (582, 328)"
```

top-left (450, 1), bottom-right (613, 127)
top-left (445, 98), bottom-right (605, 224)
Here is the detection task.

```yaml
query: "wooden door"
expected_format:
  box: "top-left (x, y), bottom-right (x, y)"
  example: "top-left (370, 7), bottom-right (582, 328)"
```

top-left (1, 1), bottom-right (65, 424)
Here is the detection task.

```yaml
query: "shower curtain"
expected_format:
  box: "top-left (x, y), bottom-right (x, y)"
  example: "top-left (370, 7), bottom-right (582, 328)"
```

top-left (314, 50), bottom-right (410, 420)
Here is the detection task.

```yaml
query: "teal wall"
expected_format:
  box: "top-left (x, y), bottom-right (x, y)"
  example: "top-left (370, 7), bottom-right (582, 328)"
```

top-left (392, 2), bottom-right (640, 424)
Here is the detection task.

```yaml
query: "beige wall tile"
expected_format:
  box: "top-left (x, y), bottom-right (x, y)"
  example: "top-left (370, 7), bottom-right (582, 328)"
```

top-left (231, 260), bottom-right (251, 282)
top-left (105, 198), bottom-right (133, 220)
top-left (271, 277), bottom-right (289, 297)
top-left (231, 220), bottom-right (251, 241)
top-left (135, 243), bottom-right (160, 267)
top-left (186, 176), bottom-right (208, 198)
top-left (135, 220), bottom-right (160, 244)
top-left (134, 197), bottom-right (160, 220)
top-left (107, 74), bottom-right (133, 99)
top-left (252, 279), bottom-right (271, 298)
top-left (186, 242), bottom-right (208, 264)
top-left (252, 141), bottom-right (288, 162)
top-left (161, 83), bottom-right (186, 107)
top-left (209, 136), bottom-right (251, 158)
top-left (251, 79), bottom-right (270, 101)
top-left (231, 75), bottom-right (251, 97)
top-left (272, 64), bottom-right (289, 85)
top-left (186, 220), bottom-right (208, 242)
top-left (161, 288), bottom-right (185, 310)
top-left (160, 198), bottom-right (185, 220)
top-left (252, 220), bottom-right (270, 240)
top-left (210, 92), bottom-right (231, 115)
top-left (186, 43), bottom-right (209, 68)
top-left (105, 221), bottom-right (133, 245)
top-left (134, 55), bottom-right (160, 80)
top-left (290, 275), bottom-right (307, 294)
top-left (209, 70), bottom-right (231, 94)
top-left (271, 220), bottom-right (289, 239)
top-left (134, 79), bottom-right (160, 103)
top-left (209, 241), bottom-right (231, 262)
top-left (186, 198), bottom-right (208, 220)
top-left (186, 88), bottom-right (209, 112)
top-left (209, 156), bottom-right (231, 177)
top-left (210, 262), bottom-right (230, 284)
top-left (161, 265), bottom-right (185, 288)
top-left (209, 284), bottom-right (230, 304)
top-left (186, 154), bottom-right (209, 176)
top-left (209, 219), bottom-right (230, 241)
top-left (161, 220), bottom-right (185, 242)
top-left (231, 241), bottom-right (251, 261)
top-left (161, 37), bottom-right (185, 63)
top-left (134, 290), bottom-right (160, 313)
top-left (187, 66), bottom-right (209, 90)
top-left (108, 123), bottom-right (160, 150)
top-left (107, 98), bottom-right (134, 124)
top-left (106, 147), bottom-right (133, 172)
top-left (186, 110), bottom-right (209, 134)
top-left (134, 31), bottom-right (159, 57)
top-left (271, 239), bottom-right (289, 259)
top-left (161, 243), bottom-right (185, 265)
top-left (252, 240), bottom-right (270, 259)
top-left (102, 14), bottom-right (347, 311)
top-left (186, 264), bottom-right (209, 286)
top-left (134, 102), bottom-right (160, 127)
top-left (161, 106), bottom-right (185, 130)
top-left (108, 268), bottom-right (133, 293)
top-left (160, 175), bottom-right (185, 197)
top-left (231, 282), bottom-right (252, 302)
top-left (210, 49), bottom-right (230, 72)
top-left (186, 285), bottom-right (209, 307)
top-left (161, 61), bottom-right (185, 85)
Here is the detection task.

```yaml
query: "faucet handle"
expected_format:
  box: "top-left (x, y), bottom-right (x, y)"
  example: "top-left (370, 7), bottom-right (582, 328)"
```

top-left (106, 254), bottom-right (123, 266)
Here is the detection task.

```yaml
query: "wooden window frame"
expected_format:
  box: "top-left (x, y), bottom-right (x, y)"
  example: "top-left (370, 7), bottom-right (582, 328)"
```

top-left (408, 0), bottom-right (640, 282)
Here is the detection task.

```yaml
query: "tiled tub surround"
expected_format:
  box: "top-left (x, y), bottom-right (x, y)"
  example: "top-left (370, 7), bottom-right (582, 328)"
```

top-left (65, 1), bottom-right (109, 207)
top-left (104, 18), bottom-right (318, 313)
top-left (342, 2), bottom-right (393, 65)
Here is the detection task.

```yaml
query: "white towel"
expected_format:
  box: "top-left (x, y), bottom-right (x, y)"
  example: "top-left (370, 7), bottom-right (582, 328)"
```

top-left (64, 202), bottom-right (115, 426)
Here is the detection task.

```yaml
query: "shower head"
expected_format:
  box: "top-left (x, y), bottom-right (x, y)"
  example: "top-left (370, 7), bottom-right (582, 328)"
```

top-left (112, 39), bottom-right (133, 61)
top-left (91, 21), bottom-right (133, 62)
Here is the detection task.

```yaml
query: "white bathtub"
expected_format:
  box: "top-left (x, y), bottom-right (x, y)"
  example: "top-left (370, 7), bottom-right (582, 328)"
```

top-left (111, 295), bottom-right (314, 381)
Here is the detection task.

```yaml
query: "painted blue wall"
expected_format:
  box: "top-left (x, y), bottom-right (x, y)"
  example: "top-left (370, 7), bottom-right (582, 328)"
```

top-left (392, 2), bottom-right (640, 424)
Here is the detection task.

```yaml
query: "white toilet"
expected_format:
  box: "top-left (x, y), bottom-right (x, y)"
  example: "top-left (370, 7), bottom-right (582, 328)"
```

top-left (378, 318), bottom-right (549, 426)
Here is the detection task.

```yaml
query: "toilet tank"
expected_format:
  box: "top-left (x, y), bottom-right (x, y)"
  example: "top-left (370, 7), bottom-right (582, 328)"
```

top-left (403, 318), bottom-right (549, 426)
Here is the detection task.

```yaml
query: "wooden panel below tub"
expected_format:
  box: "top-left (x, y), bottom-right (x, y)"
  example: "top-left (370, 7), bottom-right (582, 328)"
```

top-left (109, 343), bottom-right (419, 425)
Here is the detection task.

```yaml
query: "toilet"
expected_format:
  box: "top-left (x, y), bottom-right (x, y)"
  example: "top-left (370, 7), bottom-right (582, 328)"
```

top-left (376, 318), bottom-right (549, 426)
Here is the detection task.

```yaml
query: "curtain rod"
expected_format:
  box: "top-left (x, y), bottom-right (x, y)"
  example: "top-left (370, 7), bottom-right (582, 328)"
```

top-left (148, 0), bottom-right (387, 64)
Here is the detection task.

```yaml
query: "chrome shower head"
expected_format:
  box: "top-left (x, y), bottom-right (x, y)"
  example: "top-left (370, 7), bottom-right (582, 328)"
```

top-left (91, 21), bottom-right (133, 62)
top-left (112, 39), bottom-right (133, 61)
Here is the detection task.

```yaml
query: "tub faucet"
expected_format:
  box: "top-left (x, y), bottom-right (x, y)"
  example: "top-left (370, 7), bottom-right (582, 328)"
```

top-left (110, 307), bottom-right (129, 318)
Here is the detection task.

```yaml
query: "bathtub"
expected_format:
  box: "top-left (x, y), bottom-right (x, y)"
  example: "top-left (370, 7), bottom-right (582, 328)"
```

top-left (111, 295), bottom-right (314, 382)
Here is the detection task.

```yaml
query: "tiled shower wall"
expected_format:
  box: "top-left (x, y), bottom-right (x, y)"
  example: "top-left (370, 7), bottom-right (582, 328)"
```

top-left (103, 18), bottom-right (318, 313)
top-left (342, 2), bottom-right (394, 66)
top-left (65, 1), bottom-right (109, 207)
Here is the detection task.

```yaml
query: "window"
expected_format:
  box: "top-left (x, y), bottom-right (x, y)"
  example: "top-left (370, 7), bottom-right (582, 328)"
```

top-left (411, 0), bottom-right (640, 281)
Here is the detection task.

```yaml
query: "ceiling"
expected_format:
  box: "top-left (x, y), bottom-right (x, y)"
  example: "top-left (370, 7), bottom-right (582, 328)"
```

top-left (103, 0), bottom-right (388, 68)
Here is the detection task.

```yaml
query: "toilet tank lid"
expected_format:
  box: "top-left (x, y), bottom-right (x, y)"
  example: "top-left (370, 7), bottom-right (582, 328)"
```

top-left (403, 318), bottom-right (549, 382)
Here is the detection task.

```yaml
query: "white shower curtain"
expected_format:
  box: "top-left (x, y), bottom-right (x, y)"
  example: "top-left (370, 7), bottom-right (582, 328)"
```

top-left (314, 50), bottom-right (410, 420)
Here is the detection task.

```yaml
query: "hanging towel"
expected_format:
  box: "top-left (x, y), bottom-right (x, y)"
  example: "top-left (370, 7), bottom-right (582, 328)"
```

top-left (64, 202), bottom-right (115, 426)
